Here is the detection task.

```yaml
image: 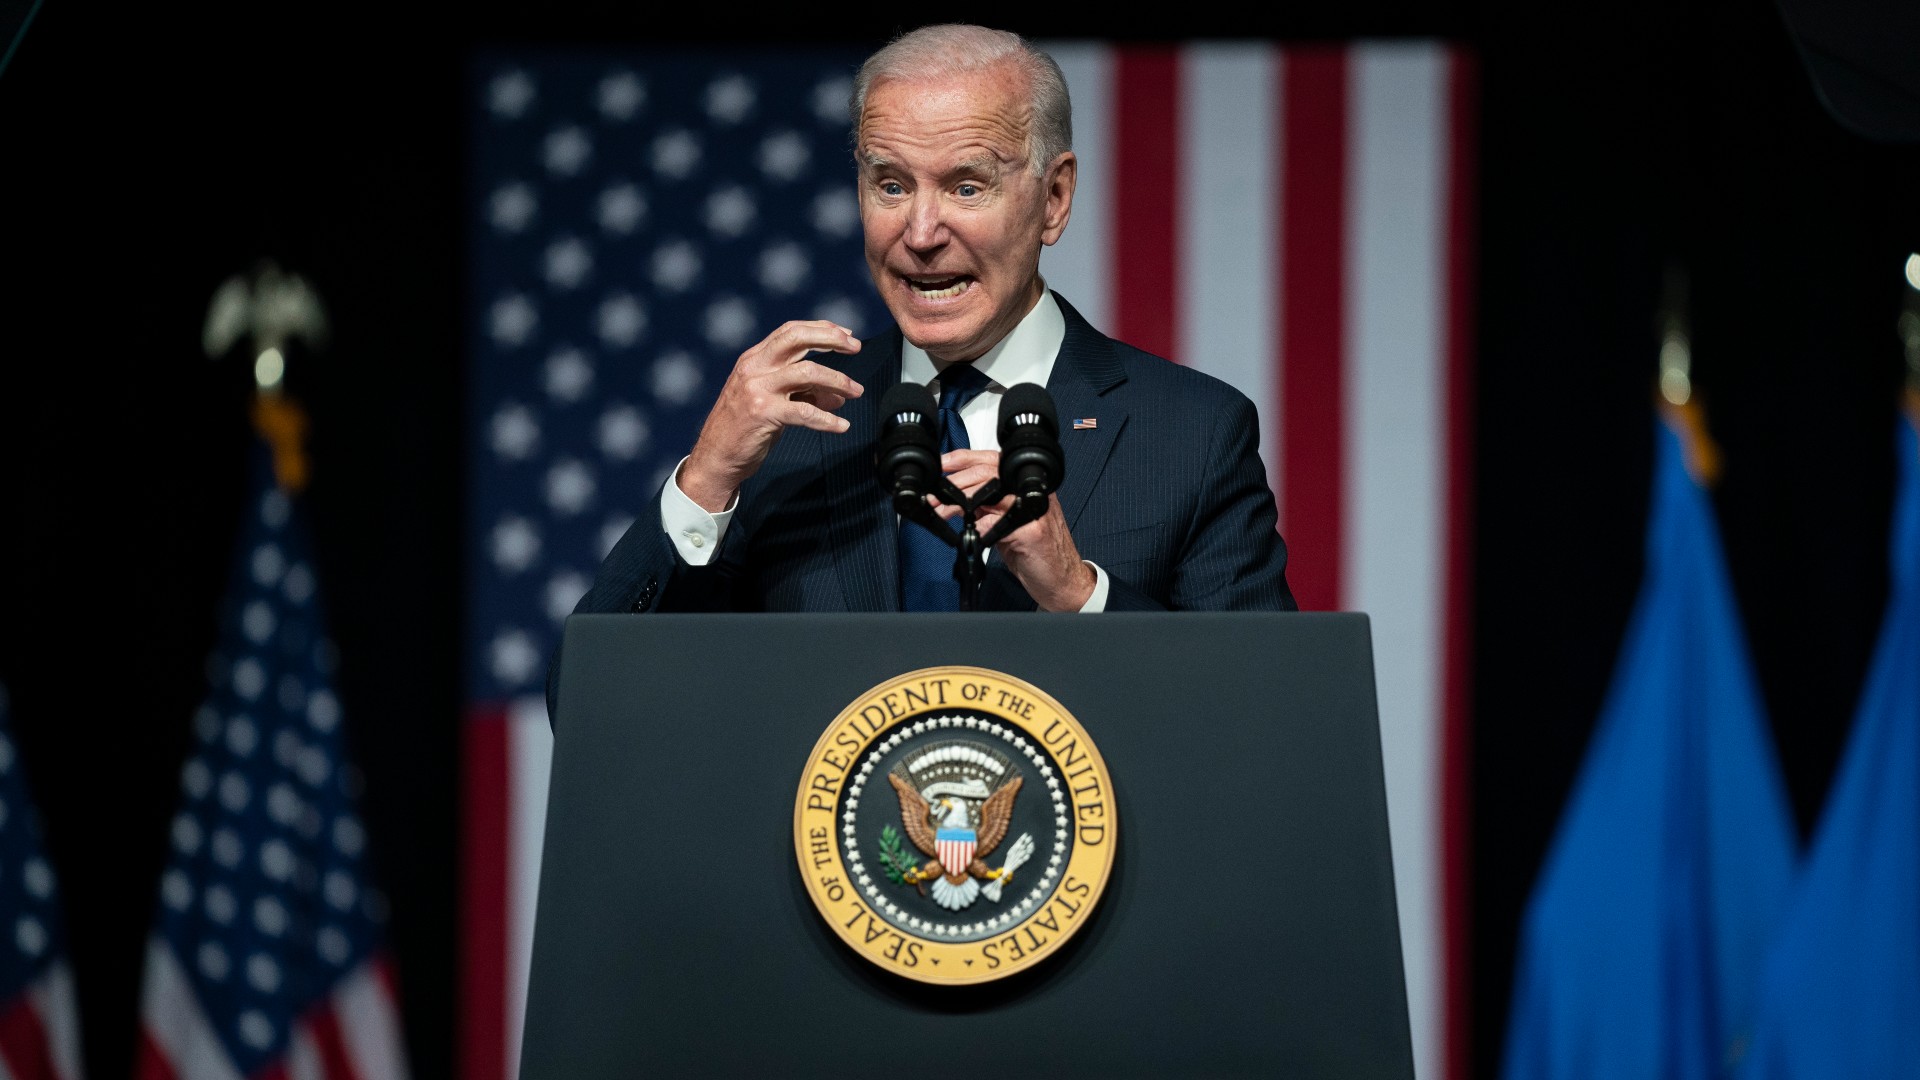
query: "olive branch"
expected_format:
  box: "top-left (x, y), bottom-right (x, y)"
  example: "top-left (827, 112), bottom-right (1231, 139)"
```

top-left (876, 825), bottom-right (919, 884)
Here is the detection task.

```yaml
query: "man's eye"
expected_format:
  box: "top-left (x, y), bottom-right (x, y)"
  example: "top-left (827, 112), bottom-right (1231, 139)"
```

top-left (957, 184), bottom-right (980, 197)
top-left (881, 182), bottom-right (905, 196)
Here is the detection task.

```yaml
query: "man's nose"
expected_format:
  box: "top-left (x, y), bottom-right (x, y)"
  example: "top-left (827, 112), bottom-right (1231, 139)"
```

top-left (903, 192), bottom-right (946, 253)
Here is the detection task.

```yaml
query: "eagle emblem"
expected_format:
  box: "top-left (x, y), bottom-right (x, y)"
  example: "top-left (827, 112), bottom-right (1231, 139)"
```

top-left (878, 740), bottom-right (1035, 911)
top-left (795, 668), bottom-right (1119, 985)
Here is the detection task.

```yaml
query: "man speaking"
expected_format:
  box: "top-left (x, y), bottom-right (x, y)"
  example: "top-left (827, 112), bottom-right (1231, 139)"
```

top-left (554, 24), bottom-right (1294, 707)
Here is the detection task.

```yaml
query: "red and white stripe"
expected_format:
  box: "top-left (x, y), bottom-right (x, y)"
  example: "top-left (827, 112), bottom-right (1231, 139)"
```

top-left (0, 962), bottom-right (81, 1080)
top-left (936, 838), bottom-right (976, 878)
top-left (137, 940), bottom-right (409, 1080)
top-left (1043, 40), bottom-right (1476, 1080)
top-left (460, 698), bottom-right (551, 1080)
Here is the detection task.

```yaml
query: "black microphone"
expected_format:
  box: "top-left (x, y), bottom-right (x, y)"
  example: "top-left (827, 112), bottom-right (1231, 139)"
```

top-left (874, 381), bottom-right (941, 511)
top-left (996, 383), bottom-right (1064, 498)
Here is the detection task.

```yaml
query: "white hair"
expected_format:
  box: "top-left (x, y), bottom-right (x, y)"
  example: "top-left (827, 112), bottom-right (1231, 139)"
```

top-left (850, 24), bottom-right (1073, 175)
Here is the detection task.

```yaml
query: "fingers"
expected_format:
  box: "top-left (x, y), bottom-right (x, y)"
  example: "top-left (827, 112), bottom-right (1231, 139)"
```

top-left (944, 464), bottom-right (998, 494)
top-left (939, 449), bottom-right (1001, 504)
top-left (745, 321), bottom-right (862, 373)
top-left (769, 358), bottom-right (863, 403)
top-left (941, 449), bottom-right (998, 472)
top-left (777, 398), bottom-right (853, 434)
top-left (683, 321), bottom-right (867, 501)
top-left (790, 390), bottom-right (848, 412)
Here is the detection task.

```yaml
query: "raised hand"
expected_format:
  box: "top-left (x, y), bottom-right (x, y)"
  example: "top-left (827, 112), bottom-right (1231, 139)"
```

top-left (679, 321), bottom-right (864, 512)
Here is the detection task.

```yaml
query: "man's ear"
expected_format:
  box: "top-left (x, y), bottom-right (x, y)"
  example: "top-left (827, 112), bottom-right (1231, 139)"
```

top-left (1040, 151), bottom-right (1077, 247)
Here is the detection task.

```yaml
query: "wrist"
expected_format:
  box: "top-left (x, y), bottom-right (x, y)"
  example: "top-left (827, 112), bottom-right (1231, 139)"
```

top-left (1038, 561), bottom-right (1098, 612)
top-left (678, 454), bottom-right (737, 513)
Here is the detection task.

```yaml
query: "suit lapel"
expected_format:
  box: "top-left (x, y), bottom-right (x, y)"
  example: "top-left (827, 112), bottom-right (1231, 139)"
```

top-left (1046, 294), bottom-right (1128, 529)
top-left (822, 333), bottom-right (903, 611)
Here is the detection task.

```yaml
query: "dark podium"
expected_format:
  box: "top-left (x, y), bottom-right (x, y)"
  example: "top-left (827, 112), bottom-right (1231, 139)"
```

top-left (524, 613), bottom-right (1412, 1079)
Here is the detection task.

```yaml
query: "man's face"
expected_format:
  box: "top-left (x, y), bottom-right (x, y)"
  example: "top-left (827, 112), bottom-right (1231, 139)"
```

top-left (856, 66), bottom-right (1075, 363)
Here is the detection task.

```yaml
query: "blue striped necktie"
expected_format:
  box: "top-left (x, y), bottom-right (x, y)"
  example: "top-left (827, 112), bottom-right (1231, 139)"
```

top-left (898, 362), bottom-right (991, 611)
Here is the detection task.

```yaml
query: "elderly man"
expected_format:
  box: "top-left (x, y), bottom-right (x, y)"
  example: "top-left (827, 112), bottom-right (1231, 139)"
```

top-left (551, 25), bottom-right (1294, 712)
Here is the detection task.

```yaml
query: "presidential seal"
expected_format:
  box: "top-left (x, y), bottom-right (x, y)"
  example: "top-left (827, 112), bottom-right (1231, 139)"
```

top-left (793, 666), bottom-right (1116, 985)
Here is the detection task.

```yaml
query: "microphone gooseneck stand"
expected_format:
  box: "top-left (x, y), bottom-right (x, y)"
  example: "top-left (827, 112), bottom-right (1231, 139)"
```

top-left (892, 478), bottom-right (1051, 612)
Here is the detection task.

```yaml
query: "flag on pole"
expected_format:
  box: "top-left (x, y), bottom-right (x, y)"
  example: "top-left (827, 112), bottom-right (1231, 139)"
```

top-left (1739, 409), bottom-right (1920, 1079)
top-left (137, 428), bottom-right (408, 1080)
top-left (0, 685), bottom-right (82, 1080)
top-left (1502, 409), bottom-right (1798, 1080)
top-left (464, 42), bottom-right (1476, 1080)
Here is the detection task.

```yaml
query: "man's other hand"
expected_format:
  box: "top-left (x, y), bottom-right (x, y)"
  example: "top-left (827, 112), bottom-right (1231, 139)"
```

top-left (938, 449), bottom-right (1096, 612)
top-left (679, 321), bottom-right (864, 511)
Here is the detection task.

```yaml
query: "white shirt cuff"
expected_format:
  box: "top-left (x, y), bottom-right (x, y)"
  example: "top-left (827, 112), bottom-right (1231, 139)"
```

top-left (1076, 561), bottom-right (1110, 613)
top-left (661, 456), bottom-right (736, 566)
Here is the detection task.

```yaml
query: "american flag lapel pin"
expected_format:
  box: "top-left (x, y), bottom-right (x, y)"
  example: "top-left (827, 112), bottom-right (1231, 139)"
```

top-left (1072, 418), bottom-right (1098, 430)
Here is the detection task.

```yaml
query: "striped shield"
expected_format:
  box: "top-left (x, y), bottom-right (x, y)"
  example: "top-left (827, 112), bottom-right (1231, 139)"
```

top-left (934, 827), bottom-right (976, 878)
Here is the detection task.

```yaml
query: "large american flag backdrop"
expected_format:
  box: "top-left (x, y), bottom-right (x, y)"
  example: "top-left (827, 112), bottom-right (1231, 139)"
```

top-left (464, 42), bottom-right (1475, 1080)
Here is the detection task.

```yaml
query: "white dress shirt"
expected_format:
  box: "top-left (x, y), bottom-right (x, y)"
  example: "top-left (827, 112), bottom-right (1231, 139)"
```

top-left (660, 289), bottom-right (1109, 611)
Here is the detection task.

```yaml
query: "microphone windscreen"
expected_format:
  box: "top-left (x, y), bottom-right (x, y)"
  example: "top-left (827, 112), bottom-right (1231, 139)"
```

top-left (879, 381), bottom-right (938, 429)
top-left (997, 382), bottom-right (1059, 442)
top-left (875, 380), bottom-right (943, 498)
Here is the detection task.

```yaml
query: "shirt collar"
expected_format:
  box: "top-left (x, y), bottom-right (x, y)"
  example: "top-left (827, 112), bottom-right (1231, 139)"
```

top-left (899, 287), bottom-right (1065, 392)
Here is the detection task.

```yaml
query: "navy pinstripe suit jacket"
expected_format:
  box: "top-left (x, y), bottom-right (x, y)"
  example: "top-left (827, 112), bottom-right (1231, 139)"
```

top-left (548, 294), bottom-right (1295, 717)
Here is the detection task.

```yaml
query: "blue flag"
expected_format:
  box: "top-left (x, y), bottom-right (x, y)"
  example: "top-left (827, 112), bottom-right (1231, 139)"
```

top-left (1502, 412), bottom-right (1798, 1080)
top-left (1740, 412), bottom-right (1920, 1079)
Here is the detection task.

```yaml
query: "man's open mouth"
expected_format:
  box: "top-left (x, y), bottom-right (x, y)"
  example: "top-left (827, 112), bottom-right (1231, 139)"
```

top-left (903, 274), bottom-right (973, 300)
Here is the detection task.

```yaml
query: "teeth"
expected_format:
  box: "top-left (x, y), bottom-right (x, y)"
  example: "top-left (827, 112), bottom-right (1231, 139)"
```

top-left (908, 277), bottom-right (969, 300)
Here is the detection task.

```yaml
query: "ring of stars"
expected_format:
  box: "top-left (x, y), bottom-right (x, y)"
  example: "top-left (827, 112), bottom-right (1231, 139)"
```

top-left (840, 714), bottom-right (1070, 942)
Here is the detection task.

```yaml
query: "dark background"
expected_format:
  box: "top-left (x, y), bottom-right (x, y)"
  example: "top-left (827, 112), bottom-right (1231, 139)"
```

top-left (1, 2), bottom-right (1915, 1078)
